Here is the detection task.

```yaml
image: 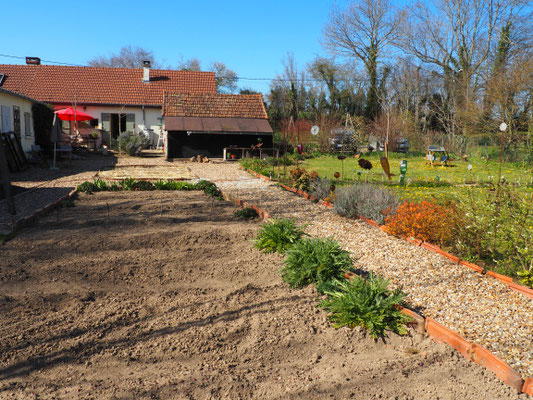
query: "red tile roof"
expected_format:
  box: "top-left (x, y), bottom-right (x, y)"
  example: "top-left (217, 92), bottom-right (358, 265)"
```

top-left (163, 93), bottom-right (268, 119)
top-left (0, 64), bottom-right (216, 106)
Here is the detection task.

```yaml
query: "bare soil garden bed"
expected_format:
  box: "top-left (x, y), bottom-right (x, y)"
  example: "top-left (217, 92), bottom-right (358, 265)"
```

top-left (0, 191), bottom-right (526, 399)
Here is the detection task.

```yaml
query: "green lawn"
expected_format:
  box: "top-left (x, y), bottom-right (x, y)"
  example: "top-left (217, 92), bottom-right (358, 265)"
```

top-left (274, 152), bottom-right (533, 203)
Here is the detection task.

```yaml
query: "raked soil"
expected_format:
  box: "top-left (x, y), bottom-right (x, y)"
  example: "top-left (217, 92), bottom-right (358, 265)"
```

top-left (0, 191), bottom-right (526, 399)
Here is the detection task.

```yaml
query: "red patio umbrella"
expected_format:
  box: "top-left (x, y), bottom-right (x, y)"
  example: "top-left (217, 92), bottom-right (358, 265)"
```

top-left (54, 107), bottom-right (95, 121)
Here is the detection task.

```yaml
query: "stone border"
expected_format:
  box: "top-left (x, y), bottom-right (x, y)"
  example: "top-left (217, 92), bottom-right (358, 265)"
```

top-left (1, 188), bottom-right (78, 237)
top-left (241, 167), bottom-right (533, 396)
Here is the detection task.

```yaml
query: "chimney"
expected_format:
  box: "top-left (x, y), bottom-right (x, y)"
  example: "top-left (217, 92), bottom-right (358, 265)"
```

top-left (26, 57), bottom-right (41, 65)
top-left (142, 60), bottom-right (151, 83)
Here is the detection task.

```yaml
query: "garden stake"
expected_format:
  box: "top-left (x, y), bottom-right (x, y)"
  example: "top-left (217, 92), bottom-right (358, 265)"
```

top-left (106, 202), bottom-right (110, 219)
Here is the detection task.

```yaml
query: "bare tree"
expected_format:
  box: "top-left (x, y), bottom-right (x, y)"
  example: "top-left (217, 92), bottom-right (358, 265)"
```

top-left (209, 62), bottom-right (238, 93)
top-left (88, 45), bottom-right (160, 68)
top-left (397, 0), bottom-right (530, 134)
top-left (177, 58), bottom-right (202, 71)
top-left (323, 0), bottom-right (403, 119)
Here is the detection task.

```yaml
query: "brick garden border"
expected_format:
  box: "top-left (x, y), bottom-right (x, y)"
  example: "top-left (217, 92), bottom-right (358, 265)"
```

top-left (240, 167), bottom-right (533, 396)
top-left (1, 188), bottom-right (78, 237)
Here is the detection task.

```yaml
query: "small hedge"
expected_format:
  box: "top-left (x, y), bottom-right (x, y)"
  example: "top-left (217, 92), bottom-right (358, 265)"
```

top-left (77, 178), bottom-right (220, 196)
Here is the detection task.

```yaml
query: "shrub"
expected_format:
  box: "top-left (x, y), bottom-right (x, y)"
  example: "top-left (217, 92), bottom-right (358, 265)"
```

top-left (118, 132), bottom-right (149, 156)
top-left (235, 207), bottom-right (259, 219)
top-left (280, 237), bottom-right (352, 292)
top-left (196, 180), bottom-right (222, 199)
top-left (154, 180), bottom-right (197, 190)
top-left (254, 218), bottom-right (305, 254)
top-left (77, 178), bottom-right (108, 194)
top-left (311, 177), bottom-right (333, 200)
top-left (77, 181), bottom-right (97, 194)
top-left (319, 273), bottom-right (411, 339)
top-left (334, 183), bottom-right (398, 224)
top-left (131, 180), bottom-right (155, 191)
top-left (385, 201), bottom-right (461, 246)
top-left (518, 267), bottom-right (533, 288)
top-left (240, 158), bottom-right (271, 176)
top-left (454, 186), bottom-right (532, 277)
top-left (294, 170), bottom-right (319, 192)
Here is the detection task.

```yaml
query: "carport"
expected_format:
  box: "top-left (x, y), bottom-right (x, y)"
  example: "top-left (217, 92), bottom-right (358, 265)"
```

top-left (163, 93), bottom-right (273, 159)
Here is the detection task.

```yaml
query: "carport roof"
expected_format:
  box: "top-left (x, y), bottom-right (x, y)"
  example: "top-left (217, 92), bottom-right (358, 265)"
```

top-left (164, 116), bottom-right (273, 134)
top-left (163, 92), bottom-right (272, 133)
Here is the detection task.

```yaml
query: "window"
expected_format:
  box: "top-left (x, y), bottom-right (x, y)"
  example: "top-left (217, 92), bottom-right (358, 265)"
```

top-left (13, 106), bottom-right (20, 134)
top-left (24, 112), bottom-right (32, 136)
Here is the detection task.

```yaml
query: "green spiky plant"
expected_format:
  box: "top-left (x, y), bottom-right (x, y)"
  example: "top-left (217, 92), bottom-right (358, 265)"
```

top-left (120, 177), bottom-right (137, 191)
top-left (254, 218), bottom-right (305, 254)
top-left (319, 273), bottom-right (411, 339)
top-left (280, 237), bottom-right (352, 291)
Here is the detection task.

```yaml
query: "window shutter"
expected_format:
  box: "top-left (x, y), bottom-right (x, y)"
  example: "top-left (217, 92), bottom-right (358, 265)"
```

top-left (1, 106), bottom-right (11, 132)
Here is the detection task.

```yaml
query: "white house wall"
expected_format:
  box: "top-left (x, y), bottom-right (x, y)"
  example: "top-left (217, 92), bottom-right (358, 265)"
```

top-left (0, 92), bottom-right (35, 153)
top-left (78, 105), bottom-right (165, 145)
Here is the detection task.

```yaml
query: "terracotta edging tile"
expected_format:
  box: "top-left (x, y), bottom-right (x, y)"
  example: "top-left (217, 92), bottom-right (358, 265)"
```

top-left (425, 318), bottom-right (473, 360)
top-left (470, 344), bottom-right (524, 392)
top-left (397, 306), bottom-right (425, 335)
top-left (523, 378), bottom-right (533, 396)
top-left (506, 282), bottom-right (533, 300)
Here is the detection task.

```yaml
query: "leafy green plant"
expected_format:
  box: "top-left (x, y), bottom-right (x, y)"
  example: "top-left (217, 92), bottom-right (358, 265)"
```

top-left (240, 158), bottom-right (272, 176)
top-left (120, 177), bottom-right (137, 191)
top-left (109, 182), bottom-right (121, 191)
top-left (131, 180), bottom-right (155, 191)
top-left (93, 178), bottom-right (109, 191)
top-left (154, 180), bottom-right (197, 190)
top-left (254, 218), bottom-right (305, 254)
top-left (77, 181), bottom-right (97, 194)
top-left (319, 274), bottom-right (411, 339)
top-left (235, 207), bottom-right (259, 219)
top-left (281, 237), bottom-right (352, 291)
top-left (518, 267), bottom-right (533, 288)
top-left (196, 180), bottom-right (223, 199)
top-left (334, 183), bottom-right (398, 224)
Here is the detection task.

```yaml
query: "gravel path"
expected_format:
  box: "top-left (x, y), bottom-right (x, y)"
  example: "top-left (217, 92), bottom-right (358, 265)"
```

top-left (187, 161), bottom-right (533, 379)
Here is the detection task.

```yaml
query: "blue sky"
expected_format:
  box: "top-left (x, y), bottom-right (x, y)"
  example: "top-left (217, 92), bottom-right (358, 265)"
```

top-left (2, 0), bottom-right (351, 94)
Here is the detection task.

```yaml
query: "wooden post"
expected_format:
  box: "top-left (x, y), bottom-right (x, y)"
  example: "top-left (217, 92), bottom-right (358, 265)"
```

top-left (0, 134), bottom-right (16, 215)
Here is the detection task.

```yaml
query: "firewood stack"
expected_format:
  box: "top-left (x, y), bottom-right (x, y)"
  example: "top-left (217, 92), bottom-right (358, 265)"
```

top-left (189, 155), bottom-right (210, 163)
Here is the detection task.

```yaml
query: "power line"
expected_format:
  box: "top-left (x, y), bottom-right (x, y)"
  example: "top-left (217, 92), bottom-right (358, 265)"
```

top-left (0, 52), bottom-right (360, 83)
top-left (0, 53), bottom-right (82, 67)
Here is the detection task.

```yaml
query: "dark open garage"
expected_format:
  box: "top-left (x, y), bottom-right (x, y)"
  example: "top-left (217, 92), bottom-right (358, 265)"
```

top-left (167, 131), bottom-right (273, 158)
top-left (163, 93), bottom-right (273, 159)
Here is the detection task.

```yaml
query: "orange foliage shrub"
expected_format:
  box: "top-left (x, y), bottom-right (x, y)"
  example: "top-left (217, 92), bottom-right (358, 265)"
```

top-left (384, 201), bottom-right (462, 246)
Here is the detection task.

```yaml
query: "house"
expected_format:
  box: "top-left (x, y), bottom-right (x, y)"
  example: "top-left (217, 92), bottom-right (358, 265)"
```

top-left (0, 59), bottom-right (217, 146)
top-left (0, 87), bottom-right (41, 153)
top-left (163, 92), bottom-right (273, 158)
